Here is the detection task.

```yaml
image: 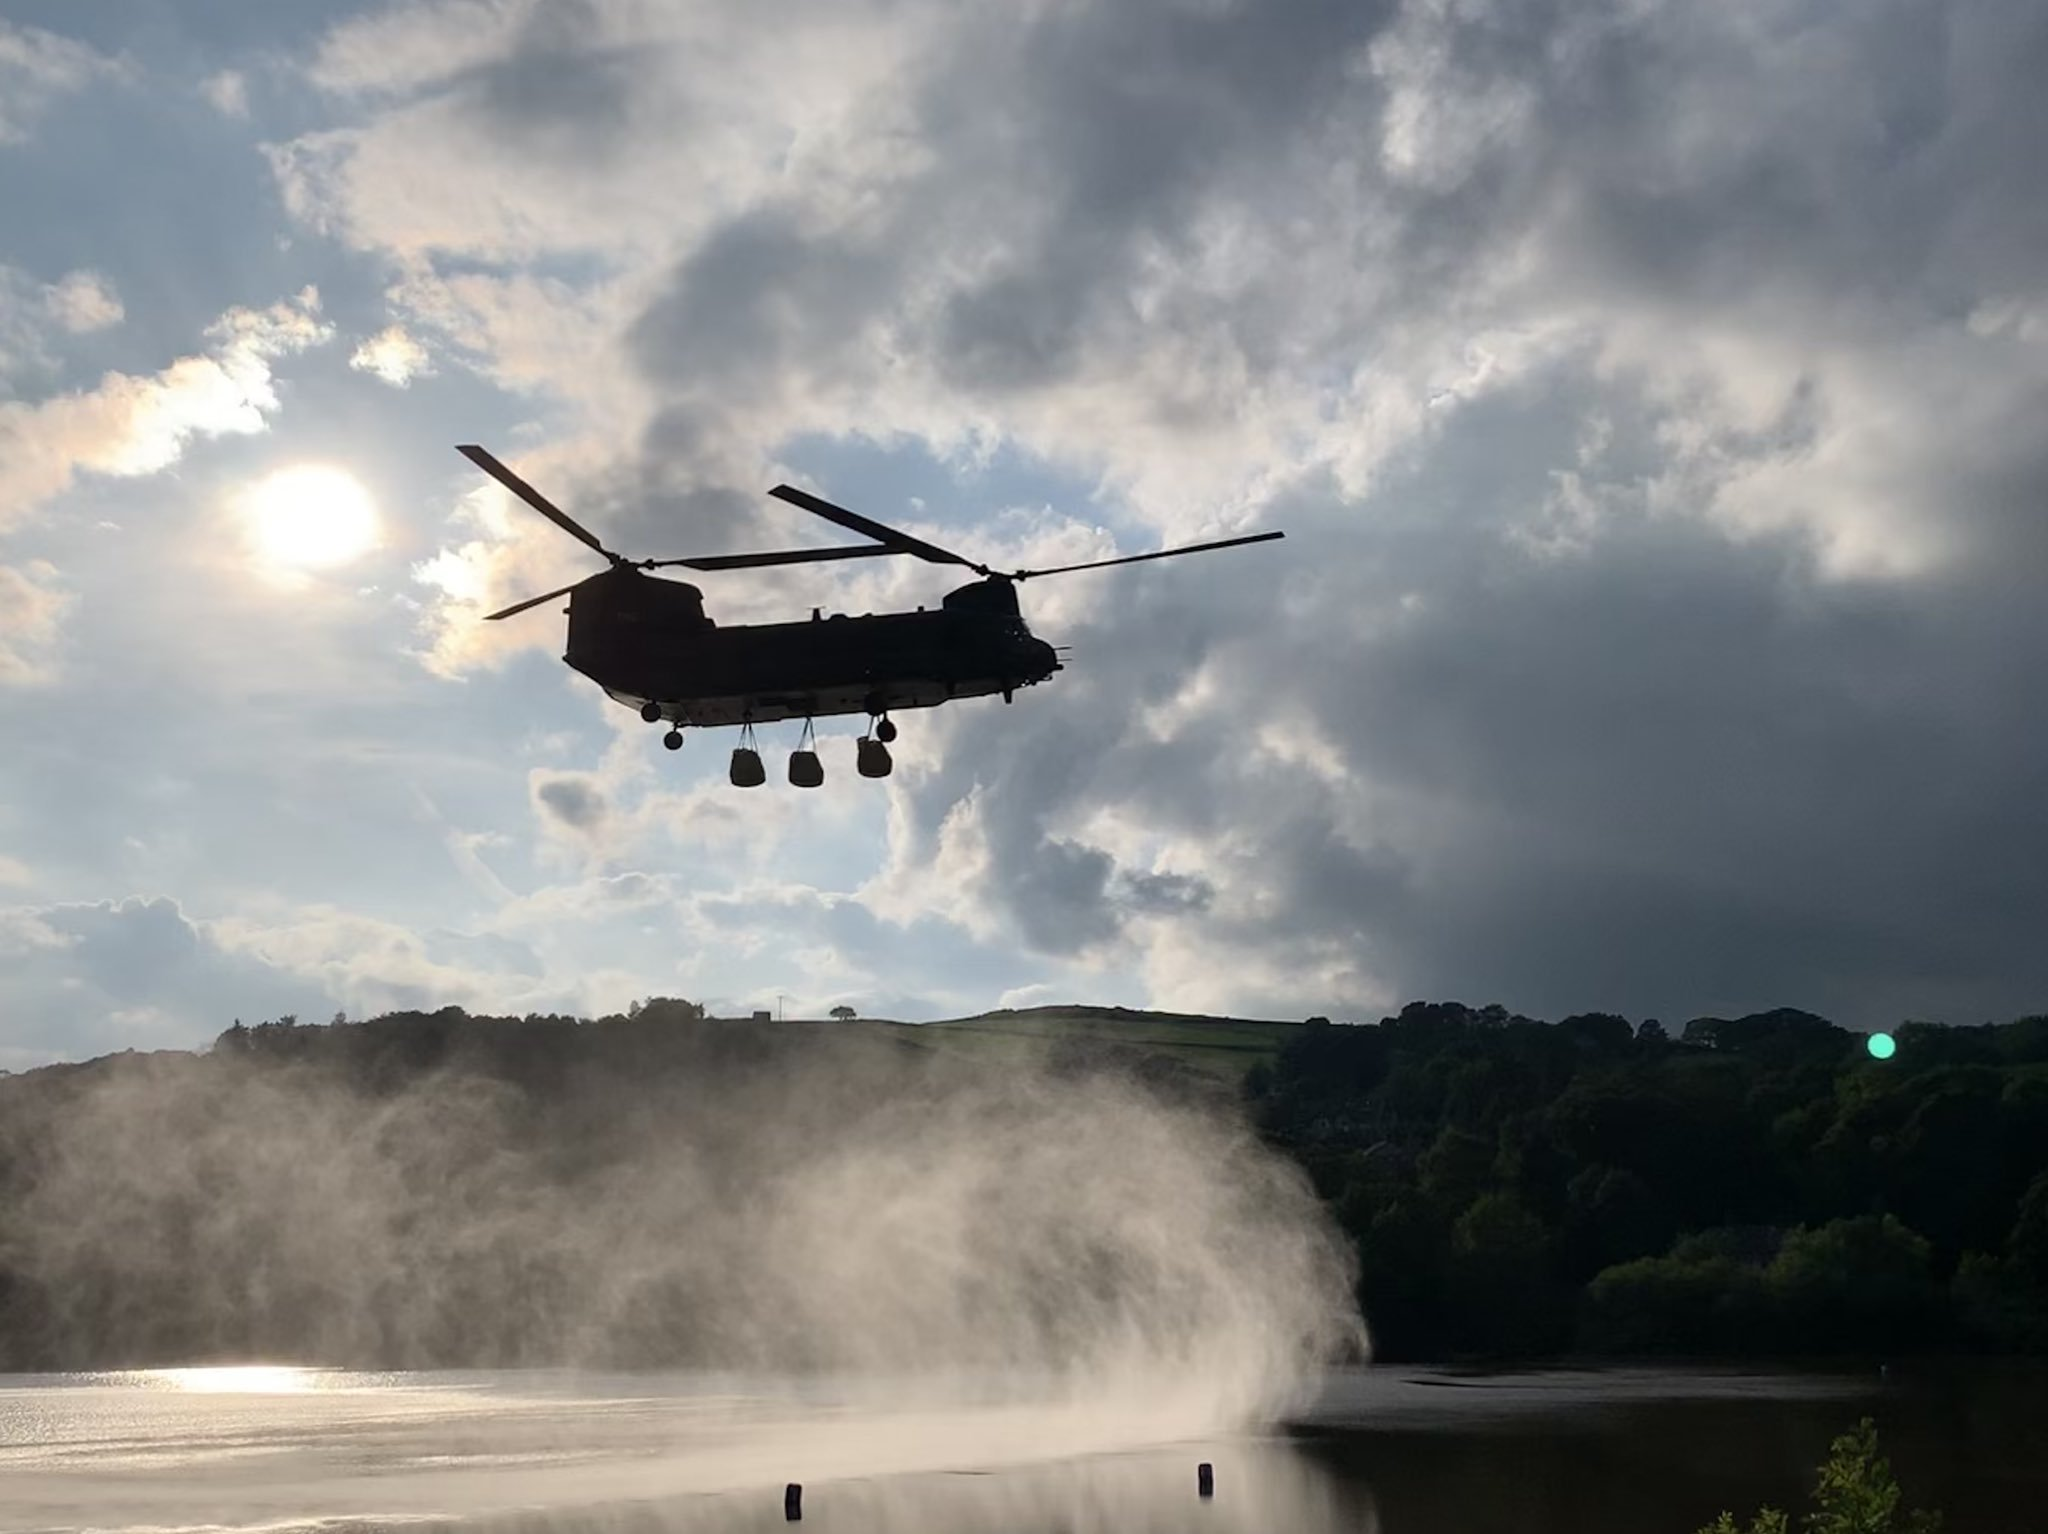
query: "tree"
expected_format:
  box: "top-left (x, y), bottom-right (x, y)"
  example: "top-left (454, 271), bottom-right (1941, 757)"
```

top-left (1769, 1215), bottom-right (1938, 1349)
top-left (629, 997), bottom-right (707, 1022)
top-left (1450, 1191), bottom-right (1558, 1352)
top-left (1700, 1417), bottom-right (1940, 1534)
top-left (1417, 1126), bottom-right (1494, 1213)
top-left (1557, 1012), bottom-right (1633, 1053)
top-left (829, 1005), bottom-right (857, 1021)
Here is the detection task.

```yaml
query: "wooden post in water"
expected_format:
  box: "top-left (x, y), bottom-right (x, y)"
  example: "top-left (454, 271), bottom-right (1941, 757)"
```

top-left (786, 1482), bottom-right (803, 1521)
top-left (1198, 1462), bottom-right (1214, 1498)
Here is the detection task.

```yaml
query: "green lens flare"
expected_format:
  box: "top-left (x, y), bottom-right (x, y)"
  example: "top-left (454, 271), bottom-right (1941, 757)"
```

top-left (1867, 1032), bottom-right (1897, 1060)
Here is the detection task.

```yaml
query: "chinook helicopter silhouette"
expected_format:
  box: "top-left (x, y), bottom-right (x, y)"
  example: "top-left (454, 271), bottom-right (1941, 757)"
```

top-left (460, 445), bottom-right (1283, 786)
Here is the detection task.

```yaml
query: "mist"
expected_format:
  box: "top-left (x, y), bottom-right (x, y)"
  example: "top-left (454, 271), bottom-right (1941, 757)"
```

top-left (0, 1018), bottom-right (1362, 1435)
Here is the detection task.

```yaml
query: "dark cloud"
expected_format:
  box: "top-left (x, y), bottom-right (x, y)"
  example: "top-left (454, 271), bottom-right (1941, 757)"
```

top-left (1113, 869), bottom-right (1213, 917)
top-left (534, 772), bottom-right (607, 831)
top-left (821, 1), bottom-right (2048, 1022)
top-left (461, 2), bottom-right (648, 158)
top-left (632, 209), bottom-right (891, 389)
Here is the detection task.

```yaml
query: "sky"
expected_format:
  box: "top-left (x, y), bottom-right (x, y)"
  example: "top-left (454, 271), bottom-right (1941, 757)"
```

top-left (2, 0), bottom-right (2045, 1067)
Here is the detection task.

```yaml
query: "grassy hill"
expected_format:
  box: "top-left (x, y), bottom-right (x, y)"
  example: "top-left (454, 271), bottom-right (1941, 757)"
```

top-left (768, 1005), bottom-right (1302, 1085)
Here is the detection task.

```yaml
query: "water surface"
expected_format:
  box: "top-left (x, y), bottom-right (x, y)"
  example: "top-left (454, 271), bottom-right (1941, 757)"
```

top-left (4, 1364), bottom-right (2040, 1533)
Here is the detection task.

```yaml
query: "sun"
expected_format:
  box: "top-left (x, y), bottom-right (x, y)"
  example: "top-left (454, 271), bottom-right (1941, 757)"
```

top-left (244, 465), bottom-right (380, 570)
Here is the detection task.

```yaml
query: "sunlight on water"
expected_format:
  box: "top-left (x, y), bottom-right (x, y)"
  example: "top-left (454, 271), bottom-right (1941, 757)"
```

top-left (144, 1364), bottom-right (320, 1394)
top-left (0, 1368), bottom-right (1365, 1534)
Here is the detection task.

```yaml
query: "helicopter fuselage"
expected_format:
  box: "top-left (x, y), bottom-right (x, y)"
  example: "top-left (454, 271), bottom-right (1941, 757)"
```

top-left (561, 567), bottom-right (1061, 728)
top-left (454, 443), bottom-right (1278, 770)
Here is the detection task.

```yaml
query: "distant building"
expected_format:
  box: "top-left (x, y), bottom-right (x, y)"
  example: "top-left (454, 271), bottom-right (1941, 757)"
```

top-left (751, 1010), bottom-right (772, 1023)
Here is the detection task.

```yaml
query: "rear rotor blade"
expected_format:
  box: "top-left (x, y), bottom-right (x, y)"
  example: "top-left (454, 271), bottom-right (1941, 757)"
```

top-left (458, 445), bottom-right (618, 562)
top-left (654, 545), bottom-right (907, 572)
top-left (1014, 529), bottom-right (1285, 580)
top-left (768, 484), bottom-right (981, 570)
top-left (484, 581), bottom-right (584, 621)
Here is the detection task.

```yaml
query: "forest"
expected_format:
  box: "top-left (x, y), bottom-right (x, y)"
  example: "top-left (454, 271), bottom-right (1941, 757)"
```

top-left (1253, 1002), bottom-right (2048, 1359)
top-left (0, 999), bottom-right (2044, 1367)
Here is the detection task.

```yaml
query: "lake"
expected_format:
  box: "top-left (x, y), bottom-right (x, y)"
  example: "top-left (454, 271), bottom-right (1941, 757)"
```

top-left (3, 1364), bottom-right (2042, 1533)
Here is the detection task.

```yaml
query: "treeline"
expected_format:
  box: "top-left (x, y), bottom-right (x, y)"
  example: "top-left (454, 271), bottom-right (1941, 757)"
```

top-left (1249, 1002), bottom-right (2048, 1360)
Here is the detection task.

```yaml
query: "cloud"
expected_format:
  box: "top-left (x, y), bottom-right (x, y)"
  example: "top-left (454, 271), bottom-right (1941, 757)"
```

top-left (261, 0), bottom-right (2048, 1030)
top-left (0, 288), bottom-right (332, 535)
top-left (0, 20), bottom-right (124, 144)
top-left (211, 904), bottom-right (559, 1020)
top-left (0, 560), bottom-right (71, 685)
top-left (348, 324), bottom-right (432, 386)
top-left (306, 0), bottom-right (545, 99)
top-left (1, 267), bottom-right (123, 392)
top-left (533, 771), bottom-right (608, 832)
top-left (42, 271), bottom-right (122, 333)
top-left (199, 68), bottom-right (249, 118)
top-left (0, 896), bottom-right (320, 1069)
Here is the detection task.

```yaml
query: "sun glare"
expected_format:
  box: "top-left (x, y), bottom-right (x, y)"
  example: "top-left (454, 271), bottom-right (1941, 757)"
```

top-left (244, 465), bottom-right (380, 571)
top-left (149, 1364), bottom-right (317, 1394)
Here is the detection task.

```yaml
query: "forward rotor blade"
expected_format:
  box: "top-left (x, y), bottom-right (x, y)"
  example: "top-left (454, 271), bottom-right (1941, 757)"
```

top-left (484, 581), bottom-right (584, 621)
top-left (768, 484), bottom-right (979, 570)
top-left (458, 445), bottom-right (616, 562)
top-left (654, 545), bottom-right (908, 572)
top-left (1014, 530), bottom-right (1285, 580)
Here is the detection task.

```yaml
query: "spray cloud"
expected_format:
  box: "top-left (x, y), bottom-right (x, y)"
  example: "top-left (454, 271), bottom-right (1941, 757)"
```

top-left (0, 1017), bottom-right (1362, 1433)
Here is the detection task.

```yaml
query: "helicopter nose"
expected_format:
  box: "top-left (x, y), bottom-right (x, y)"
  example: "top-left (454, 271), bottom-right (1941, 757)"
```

top-left (1030, 638), bottom-right (1060, 675)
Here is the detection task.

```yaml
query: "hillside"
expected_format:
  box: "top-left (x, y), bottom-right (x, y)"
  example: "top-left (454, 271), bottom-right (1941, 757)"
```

top-left (788, 1005), bottom-right (1301, 1085)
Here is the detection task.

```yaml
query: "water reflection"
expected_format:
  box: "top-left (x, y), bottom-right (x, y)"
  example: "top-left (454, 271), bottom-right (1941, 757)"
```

top-left (143, 1365), bottom-right (322, 1394)
top-left (0, 1370), bottom-right (1364, 1534)
top-left (7, 1366), bottom-right (2047, 1534)
top-left (452, 1442), bottom-right (1377, 1534)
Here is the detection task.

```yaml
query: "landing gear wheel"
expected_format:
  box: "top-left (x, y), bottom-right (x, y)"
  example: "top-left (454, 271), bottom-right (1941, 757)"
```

top-left (875, 717), bottom-right (898, 743)
top-left (662, 729), bottom-right (683, 751)
top-left (640, 701), bottom-right (664, 723)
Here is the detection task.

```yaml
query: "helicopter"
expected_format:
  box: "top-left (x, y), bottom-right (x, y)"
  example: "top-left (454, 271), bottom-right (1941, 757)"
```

top-left (459, 444), bottom-right (1284, 786)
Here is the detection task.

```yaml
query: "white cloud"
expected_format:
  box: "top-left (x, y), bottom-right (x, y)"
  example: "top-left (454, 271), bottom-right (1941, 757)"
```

top-left (0, 20), bottom-right (124, 144)
top-left (0, 269), bottom-right (53, 383)
top-left (0, 288), bottom-right (332, 534)
top-left (348, 323), bottom-right (433, 386)
top-left (306, 0), bottom-right (542, 98)
top-left (1, 267), bottom-right (124, 385)
top-left (0, 560), bottom-right (71, 685)
top-left (0, 907), bottom-right (66, 955)
top-left (209, 904), bottom-right (553, 1019)
top-left (277, 0), bottom-right (933, 263)
top-left (41, 270), bottom-right (123, 333)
